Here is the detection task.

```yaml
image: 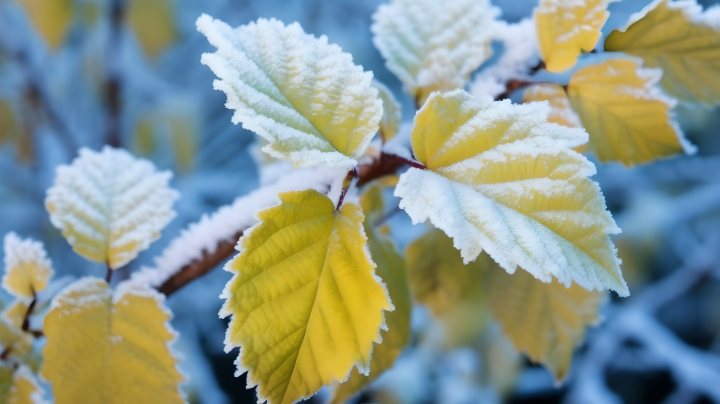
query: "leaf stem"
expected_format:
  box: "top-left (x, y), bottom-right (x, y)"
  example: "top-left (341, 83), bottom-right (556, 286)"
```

top-left (336, 168), bottom-right (358, 212)
top-left (21, 292), bottom-right (36, 332)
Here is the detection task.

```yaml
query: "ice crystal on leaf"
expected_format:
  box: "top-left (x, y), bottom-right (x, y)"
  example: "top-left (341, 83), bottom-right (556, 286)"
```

top-left (197, 15), bottom-right (382, 171)
top-left (394, 89), bottom-right (629, 297)
top-left (45, 147), bottom-right (178, 270)
top-left (605, 0), bottom-right (720, 104)
top-left (221, 190), bottom-right (392, 404)
top-left (2, 233), bottom-right (53, 299)
top-left (567, 59), bottom-right (695, 166)
top-left (535, 0), bottom-right (615, 72)
top-left (371, 0), bottom-right (499, 105)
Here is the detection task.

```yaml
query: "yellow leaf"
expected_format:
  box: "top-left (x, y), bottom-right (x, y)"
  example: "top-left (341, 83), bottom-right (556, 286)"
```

top-left (329, 186), bottom-right (411, 404)
top-left (605, 0), bottom-right (720, 104)
top-left (0, 365), bottom-right (44, 404)
top-left (41, 278), bottom-right (185, 404)
top-left (2, 233), bottom-right (53, 298)
top-left (0, 319), bottom-right (31, 359)
top-left (523, 83), bottom-right (584, 152)
top-left (371, 0), bottom-right (499, 105)
top-left (372, 81), bottom-right (402, 143)
top-left (406, 228), bottom-right (490, 349)
top-left (567, 59), bottom-right (695, 166)
top-left (396, 90), bottom-right (629, 297)
top-left (9, 366), bottom-right (43, 404)
top-left (2, 301), bottom-right (28, 330)
top-left (45, 147), bottom-right (179, 269)
top-left (128, 0), bottom-right (177, 59)
top-left (535, 0), bottom-right (614, 72)
top-left (222, 190), bottom-right (393, 404)
top-left (15, 0), bottom-right (72, 50)
top-left (522, 84), bottom-right (581, 129)
top-left (485, 267), bottom-right (605, 380)
top-left (198, 16), bottom-right (382, 170)
top-left (406, 228), bottom-right (486, 318)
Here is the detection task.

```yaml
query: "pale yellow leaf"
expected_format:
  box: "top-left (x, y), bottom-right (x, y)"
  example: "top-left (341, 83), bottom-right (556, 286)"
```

top-left (15, 0), bottom-right (72, 50)
top-left (522, 84), bottom-right (582, 129)
top-left (395, 90), bottom-right (629, 297)
top-left (2, 233), bottom-right (53, 298)
top-left (567, 59), bottom-right (695, 166)
top-left (41, 278), bottom-right (185, 404)
top-left (485, 267), bottom-right (605, 380)
top-left (8, 366), bottom-right (43, 404)
top-left (128, 0), bottom-right (176, 59)
top-left (2, 301), bottom-right (28, 330)
top-left (523, 83), bottom-right (584, 152)
top-left (0, 365), bottom-right (44, 404)
top-left (222, 189), bottom-right (393, 404)
top-left (329, 186), bottom-right (411, 404)
top-left (198, 16), bottom-right (382, 170)
top-left (535, 0), bottom-right (614, 72)
top-left (406, 228), bottom-right (486, 318)
top-left (0, 319), bottom-right (31, 359)
top-left (605, 0), bottom-right (720, 104)
top-left (45, 147), bottom-right (179, 269)
top-left (371, 0), bottom-right (499, 105)
top-left (372, 81), bottom-right (402, 143)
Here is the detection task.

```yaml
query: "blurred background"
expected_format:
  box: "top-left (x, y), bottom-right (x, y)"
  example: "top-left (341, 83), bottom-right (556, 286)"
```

top-left (2, 0), bottom-right (720, 403)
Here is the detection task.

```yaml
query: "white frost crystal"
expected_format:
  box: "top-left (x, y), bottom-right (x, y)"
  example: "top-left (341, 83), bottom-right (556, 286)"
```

top-left (197, 15), bottom-right (382, 171)
top-left (46, 147), bottom-right (179, 269)
top-left (372, 0), bottom-right (499, 103)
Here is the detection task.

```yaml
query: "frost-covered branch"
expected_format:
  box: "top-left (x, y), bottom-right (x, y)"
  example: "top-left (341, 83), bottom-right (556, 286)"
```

top-left (138, 150), bottom-right (421, 295)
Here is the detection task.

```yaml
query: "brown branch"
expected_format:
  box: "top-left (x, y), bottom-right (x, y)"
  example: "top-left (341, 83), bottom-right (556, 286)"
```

top-left (158, 231), bottom-right (244, 296)
top-left (105, 0), bottom-right (125, 148)
top-left (157, 152), bottom-right (424, 296)
top-left (494, 79), bottom-right (535, 101)
top-left (21, 293), bottom-right (36, 332)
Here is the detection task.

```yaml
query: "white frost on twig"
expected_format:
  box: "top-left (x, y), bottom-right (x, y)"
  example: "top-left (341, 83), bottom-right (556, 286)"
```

top-left (130, 166), bottom-right (338, 288)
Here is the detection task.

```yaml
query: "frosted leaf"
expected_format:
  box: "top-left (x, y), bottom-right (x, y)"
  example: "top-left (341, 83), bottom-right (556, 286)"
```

top-left (567, 59), bottom-right (696, 166)
top-left (394, 90), bottom-right (629, 296)
top-left (605, 0), bottom-right (720, 104)
top-left (372, 80), bottom-right (402, 143)
top-left (535, 0), bottom-right (615, 72)
top-left (2, 233), bottom-right (53, 298)
top-left (371, 0), bottom-right (499, 105)
top-left (197, 15), bottom-right (382, 171)
top-left (45, 147), bottom-right (179, 270)
top-left (523, 84), bottom-right (582, 129)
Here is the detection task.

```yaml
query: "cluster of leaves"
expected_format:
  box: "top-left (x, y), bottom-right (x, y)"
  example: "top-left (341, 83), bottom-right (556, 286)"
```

top-left (1, 0), bottom-right (719, 403)
top-left (194, 0), bottom-right (720, 402)
top-left (0, 147), bottom-right (186, 403)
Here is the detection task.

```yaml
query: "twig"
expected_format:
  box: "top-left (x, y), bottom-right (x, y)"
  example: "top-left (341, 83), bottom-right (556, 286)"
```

top-left (20, 293), bottom-right (36, 332)
top-left (105, 0), bottom-right (125, 147)
top-left (158, 231), bottom-right (243, 296)
top-left (374, 205), bottom-right (402, 227)
top-left (154, 152), bottom-right (423, 296)
top-left (336, 169), bottom-right (358, 211)
top-left (106, 264), bottom-right (113, 284)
